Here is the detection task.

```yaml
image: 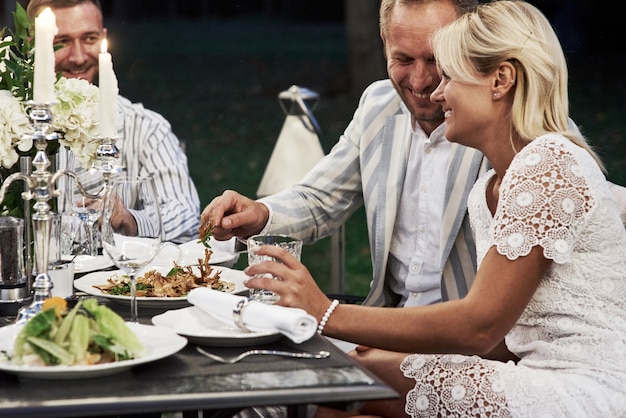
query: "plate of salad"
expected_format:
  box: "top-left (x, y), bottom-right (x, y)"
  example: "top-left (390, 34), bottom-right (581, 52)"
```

top-left (0, 298), bottom-right (187, 379)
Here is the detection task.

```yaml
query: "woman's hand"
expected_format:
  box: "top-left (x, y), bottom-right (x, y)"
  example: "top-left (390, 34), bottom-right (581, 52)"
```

top-left (244, 244), bottom-right (332, 321)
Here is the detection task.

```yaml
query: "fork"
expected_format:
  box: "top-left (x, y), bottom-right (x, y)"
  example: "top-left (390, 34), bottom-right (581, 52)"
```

top-left (196, 346), bottom-right (330, 364)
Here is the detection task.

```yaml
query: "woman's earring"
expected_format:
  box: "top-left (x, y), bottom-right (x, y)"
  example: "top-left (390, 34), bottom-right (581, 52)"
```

top-left (493, 92), bottom-right (501, 98)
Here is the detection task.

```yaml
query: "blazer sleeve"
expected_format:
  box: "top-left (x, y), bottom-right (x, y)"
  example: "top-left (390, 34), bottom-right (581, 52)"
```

top-left (256, 84), bottom-right (398, 244)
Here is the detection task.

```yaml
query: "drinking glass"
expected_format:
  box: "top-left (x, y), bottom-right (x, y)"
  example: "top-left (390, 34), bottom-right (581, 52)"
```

top-left (59, 214), bottom-right (88, 258)
top-left (64, 165), bottom-right (105, 257)
top-left (247, 234), bottom-right (302, 304)
top-left (101, 176), bottom-right (162, 322)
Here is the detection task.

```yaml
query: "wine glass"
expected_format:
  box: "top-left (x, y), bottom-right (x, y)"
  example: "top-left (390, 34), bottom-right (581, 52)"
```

top-left (63, 162), bottom-right (105, 257)
top-left (101, 176), bottom-right (162, 322)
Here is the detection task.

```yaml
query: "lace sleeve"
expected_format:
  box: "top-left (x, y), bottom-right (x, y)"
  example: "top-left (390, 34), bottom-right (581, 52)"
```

top-left (493, 135), bottom-right (593, 263)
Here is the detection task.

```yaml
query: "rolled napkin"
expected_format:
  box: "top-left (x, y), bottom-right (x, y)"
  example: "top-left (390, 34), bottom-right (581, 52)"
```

top-left (187, 287), bottom-right (318, 344)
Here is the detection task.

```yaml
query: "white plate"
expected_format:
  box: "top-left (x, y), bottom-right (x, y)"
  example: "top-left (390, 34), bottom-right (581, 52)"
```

top-left (73, 266), bottom-right (248, 308)
top-left (120, 241), bottom-right (238, 270)
top-left (63, 254), bottom-right (115, 273)
top-left (0, 322), bottom-right (187, 379)
top-left (175, 238), bottom-right (239, 266)
top-left (151, 306), bottom-right (281, 347)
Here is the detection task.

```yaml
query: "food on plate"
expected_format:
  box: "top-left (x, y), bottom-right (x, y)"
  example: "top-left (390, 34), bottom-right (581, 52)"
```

top-left (95, 249), bottom-right (235, 297)
top-left (198, 219), bottom-right (214, 248)
top-left (7, 297), bottom-right (144, 367)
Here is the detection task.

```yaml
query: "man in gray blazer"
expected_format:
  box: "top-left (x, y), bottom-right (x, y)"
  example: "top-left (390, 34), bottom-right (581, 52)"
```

top-left (203, 0), bottom-right (626, 310)
top-left (204, 0), bottom-right (485, 310)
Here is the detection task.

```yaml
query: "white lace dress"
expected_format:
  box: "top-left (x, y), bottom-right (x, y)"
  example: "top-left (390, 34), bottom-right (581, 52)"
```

top-left (401, 134), bottom-right (626, 417)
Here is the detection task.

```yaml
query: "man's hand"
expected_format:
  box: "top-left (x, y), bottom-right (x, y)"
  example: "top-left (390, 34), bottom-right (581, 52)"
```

top-left (107, 193), bottom-right (138, 236)
top-left (200, 190), bottom-right (269, 241)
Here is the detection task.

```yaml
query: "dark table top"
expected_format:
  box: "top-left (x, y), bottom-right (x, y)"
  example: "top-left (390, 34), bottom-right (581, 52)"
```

top-left (0, 294), bottom-right (397, 417)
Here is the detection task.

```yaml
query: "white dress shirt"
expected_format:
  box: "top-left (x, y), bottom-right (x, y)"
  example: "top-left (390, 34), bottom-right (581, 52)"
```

top-left (388, 117), bottom-right (451, 307)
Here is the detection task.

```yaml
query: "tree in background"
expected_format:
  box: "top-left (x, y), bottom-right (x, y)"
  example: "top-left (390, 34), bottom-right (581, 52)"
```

top-left (345, 0), bottom-right (385, 95)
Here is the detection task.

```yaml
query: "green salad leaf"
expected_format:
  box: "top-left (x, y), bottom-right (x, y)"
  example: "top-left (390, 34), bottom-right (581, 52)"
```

top-left (11, 298), bottom-right (144, 366)
top-left (69, 314), bottom-right (90, 362)
top-left (167, 266), bottom-right (184, 276)
top-left (26, 337), bottom-right (74, 365)
top-left (83, 298), bottom-right (144, 357)
top-left (54, 301), bottom-right (82, 345)
top-left (12, 308), bottom-right (57, 360)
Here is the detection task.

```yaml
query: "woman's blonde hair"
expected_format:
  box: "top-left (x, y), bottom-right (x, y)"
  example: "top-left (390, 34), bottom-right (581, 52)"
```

top-left (431, 0), bottom-right (604, 170)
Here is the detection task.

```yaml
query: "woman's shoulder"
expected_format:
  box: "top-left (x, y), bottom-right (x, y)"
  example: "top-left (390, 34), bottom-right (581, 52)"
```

top-left (515, 133), bottom-right (595, 169)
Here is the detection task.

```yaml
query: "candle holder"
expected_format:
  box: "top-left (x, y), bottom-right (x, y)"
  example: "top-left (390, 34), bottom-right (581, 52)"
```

top-left (0, 102), bottom-right (123, 323)
top-left (93, 135), bottom-right (125, 186)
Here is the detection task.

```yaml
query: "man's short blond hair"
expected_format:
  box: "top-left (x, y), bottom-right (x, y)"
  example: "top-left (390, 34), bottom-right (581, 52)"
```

top-left (379, 0), bottom-right (478, 40)
top-left (26, 0), bottom-right (102, 20)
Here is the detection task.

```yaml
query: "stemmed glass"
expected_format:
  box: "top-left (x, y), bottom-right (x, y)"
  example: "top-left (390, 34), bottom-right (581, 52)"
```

top-left (64, 162), bottom-right (105, 257)
top-left (101, 176), bottom-right (162, 322)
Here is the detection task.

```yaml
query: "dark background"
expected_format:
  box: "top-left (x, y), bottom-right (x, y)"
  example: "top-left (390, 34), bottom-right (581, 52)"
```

top-left (1, 0), bottom-right (624, 295)
top-left (1, 0), bottom-right (623, 53)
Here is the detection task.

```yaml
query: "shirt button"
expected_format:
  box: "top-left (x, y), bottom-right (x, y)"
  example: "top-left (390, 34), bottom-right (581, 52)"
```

top-left (424, 148), bottom-right (432, 154)
top-left (418, 226), bottom-right (425, 233)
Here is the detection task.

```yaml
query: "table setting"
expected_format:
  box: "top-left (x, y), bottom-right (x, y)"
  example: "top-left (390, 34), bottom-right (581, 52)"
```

top-left (0, 320), bottom-right (187, 380)
top-left (0, 255), bottom-right (396, 417)
top-left (0, 281), bottom-right (319, 380)
top-left (0, 246), bottom-right (318, 384)
top-left (0, 222), bottom-right (397, 416)
top-left (152, 286), bottom-right (317, 346)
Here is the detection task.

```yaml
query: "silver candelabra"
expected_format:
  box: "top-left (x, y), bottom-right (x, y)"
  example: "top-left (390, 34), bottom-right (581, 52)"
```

top-left (0, 102), bottom-right (123, 323)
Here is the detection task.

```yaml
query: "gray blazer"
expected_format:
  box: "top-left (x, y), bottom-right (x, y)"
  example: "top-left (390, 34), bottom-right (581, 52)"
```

top-left (262, 80), bottom-right (489, 306)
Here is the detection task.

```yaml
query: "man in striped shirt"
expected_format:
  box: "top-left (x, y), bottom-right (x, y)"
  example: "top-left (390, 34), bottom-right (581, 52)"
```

top-left (27, 0), bottom-right (200, 244)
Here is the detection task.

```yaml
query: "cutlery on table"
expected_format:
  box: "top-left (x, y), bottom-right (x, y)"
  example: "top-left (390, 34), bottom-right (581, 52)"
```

top-left (196, 346), bottom-right (330, 364)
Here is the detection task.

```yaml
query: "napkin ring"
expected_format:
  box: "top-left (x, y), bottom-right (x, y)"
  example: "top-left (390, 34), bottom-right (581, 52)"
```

top-left (233, 298), bottom-right (251, 332)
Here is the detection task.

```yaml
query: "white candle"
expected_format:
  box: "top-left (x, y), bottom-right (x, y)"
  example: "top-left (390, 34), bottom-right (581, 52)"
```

top-left (98, 39), bottom-right (119, 138)
top-left (33, 8), bottom-right (58, 103)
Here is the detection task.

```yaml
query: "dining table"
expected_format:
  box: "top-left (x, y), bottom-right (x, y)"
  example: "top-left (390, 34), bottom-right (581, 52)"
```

top-left (0, 257), bottom-right (398, 418)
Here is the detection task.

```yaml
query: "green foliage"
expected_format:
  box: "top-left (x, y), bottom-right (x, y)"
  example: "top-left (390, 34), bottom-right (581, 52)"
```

top-left (0, 3), bottom-right (32, 217)
top-left (0, 3), bottom-right (34, 101)
top-left (0, 3), bottom-right (63, 216)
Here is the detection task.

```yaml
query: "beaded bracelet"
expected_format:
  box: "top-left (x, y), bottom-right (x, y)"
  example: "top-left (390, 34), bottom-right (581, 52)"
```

top-left (317, 299), bottom-right (339, 335)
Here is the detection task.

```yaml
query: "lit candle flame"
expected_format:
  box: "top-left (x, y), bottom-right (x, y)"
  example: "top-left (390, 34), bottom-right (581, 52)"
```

top-left (98, 36), bottom-right (118, 137)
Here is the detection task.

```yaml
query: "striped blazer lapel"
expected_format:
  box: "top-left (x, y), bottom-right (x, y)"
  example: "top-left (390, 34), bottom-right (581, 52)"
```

top-left (439, 143), bottom-right (485, 300)
top-left (364, 113), bottom-right (412, 306)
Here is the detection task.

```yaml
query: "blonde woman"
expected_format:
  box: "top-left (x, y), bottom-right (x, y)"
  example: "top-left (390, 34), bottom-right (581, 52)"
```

top-left (243, 1), bottom-right (626, 416)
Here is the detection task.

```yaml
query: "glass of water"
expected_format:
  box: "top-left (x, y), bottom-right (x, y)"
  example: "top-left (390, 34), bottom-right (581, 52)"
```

top-left (64, 167), bottom-right (105, 257)
top-left (246, 234), bottom-right (302, 304)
